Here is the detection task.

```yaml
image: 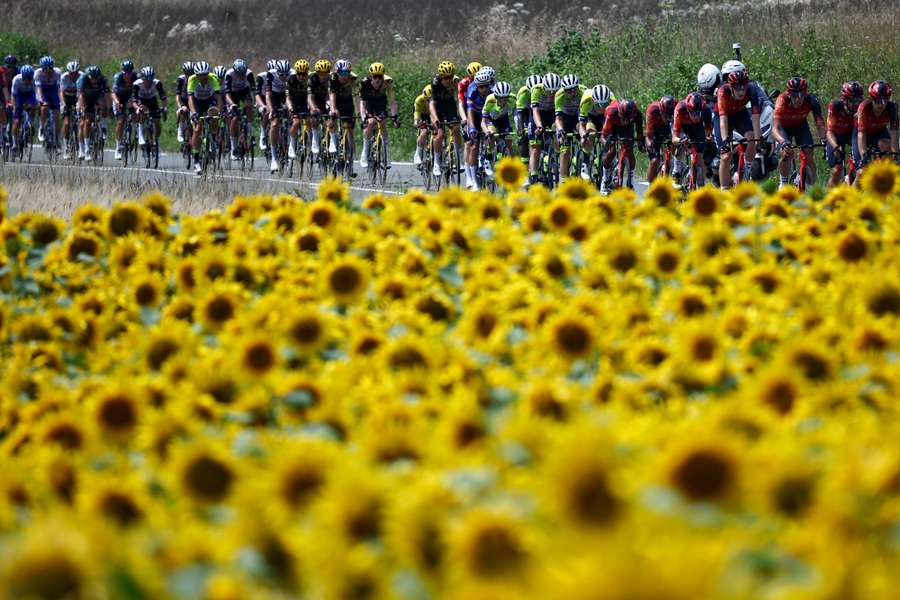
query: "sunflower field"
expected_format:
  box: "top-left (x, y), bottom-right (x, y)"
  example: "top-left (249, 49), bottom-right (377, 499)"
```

top-left (2, 159), bottom-right (900, 600)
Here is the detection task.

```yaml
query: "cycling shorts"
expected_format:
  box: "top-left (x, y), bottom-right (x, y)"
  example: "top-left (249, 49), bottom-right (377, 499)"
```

top-left (487, 115), bottom-right (511, 135)
top-left (63, 94), bottom-right (78, 111)
top-left (826, 132), bottom-right (852, 167)
top-left (228, 87), bottom-right (252, 106)
top-left (679, 122), bottom-right (707, 144)
top-left (193, 97), bottom-right (217, 118)
top-left (852, 127), bottom-right (890, 165)
top-left (434, 100), bottom-right (457, 124)
top-left (40, 87), bottom-right (61, 109)
top-left (558, 113), bottom-right (578, 135)
top-left (583, 114), bottom-right (604, 131)
top-left (136, 96), bottom-right (163, 118)
top-left (363, 96), bottom-right (388, 117)
top-left (713, 109), bottom-right (753, 152)
top-left (113, 92), bottom-right (133, 117)
top-left (13, 93), bottom-right (37, 119)
top-left (608, 124), bottom-right (637, 144)
top-left (81, 92), bottom-right (105, 116)
top-left (289, 94), bottom-right (309, 118)
top-left (269, 91), bottom-right (287, 111)
top-left (778, 122), bottom-right (813, 148)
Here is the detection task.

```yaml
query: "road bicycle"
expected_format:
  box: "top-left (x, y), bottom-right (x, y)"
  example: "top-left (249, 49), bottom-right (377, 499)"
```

top-left (436, 119), bottom-right (462, 189)
top-left (331, 115), bottom-right (356, 180)
top-left (575, 130), bottom-right (602, 186)
top-left (418, 124), bottom-right (437, 191)
top-left (196, 109), bottom-right (222, 179)
top-left (40, 105), bottom-right (61, 163)
top-left (536, 128), bottom-right (560, 189)
top-left (294, 115), bottom-right (312, 180)
top-left (604, 136), bottom-right (639, 194)
top-left (121, 107), bottom-right (139, 167)
top-left (723, 136), bottom-right (763, 186)
top-left (64, 107), bottom-right (80, 164)
top-left (364, 114), bottom-right (392, 186)
top-left (783, 142), bottom-right (825, 192)
top-left (87, 113), bottom-right (106, 165)
top-left (679, 140), bottom-right (709, 191)
top-left (233, 107), bottom-right (256, 172)
top-left (138, 106), bottom-right (164, 169)
top-left (270, 107), bottom-right (291, 176)
top-left (13, 109), bottom-right (36, 164)
top-left (477, 131), bottom-right (513, 193)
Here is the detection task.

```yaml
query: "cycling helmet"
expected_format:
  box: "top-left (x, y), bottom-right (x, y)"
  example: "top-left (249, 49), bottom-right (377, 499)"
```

top-left (686, 91), bottom-right (704, 113)
top-left (274, 59), bottom-right (290, 75)
top-left (423, 84), bottom-right (432, 99)
top-left (561, 74), bottom-right (580, 90)
top-left (194, 61), bottom-right (210, 75)
top-left (869, 80), bottom-right (892, 99)
top-left (697, 63), bottom-right (721, 93)
top-left (841, 81), bottom-right (864, 99)
top-left (334, 59), bottom-right (351, 75)
top-left (294, 59), bottom-right (309, 75)
top-left (438, 61), bottom-right (456, 77)
top-left (66, 60), bottom-right (80, 73)
top-left (786, 76), bottom-right (808, 94)
top-left (3, 55), bottom-right (16, 67)
top-left (86, 65), bottom-right (101, 78)
top-left (493, 81), bottom-right (511, 98)
top-left (727, 70), bottom-right (749, 86)
top-left (140, 66), bottom-right (155, 80)
top-left (618, 99), bottom-right (636, 119)
top-left (233, 59), bottom-right (248, 74)
top-left (474, 68), bottom-right (492, 85)
top-left (20, 65), bottom-right (34, 79)
top-left (543, 73), bottom-right (562, 92)
top-left (479, 65), bottom-right (496, 81)
top-left (121, 59), bottom-right (134, 71)
top-left (265, 59), bottom-right (276, 72)
top-left (466, 62), bottom-right (482, 78)
top-left (212, 65), bottom-right (225, 79)
top-left (182, 61), bottom-right (194, 75)
top-left (315, 59), bottom-right (332, 74)
top-left (39, 55), bottom-right (54, 68)
top-left (368, 62), bottom-right (385, 76)
top-left (591, 84), bottom-right (611, 105)
top-left (525, 75), bottom-right (543, 90)
top-left (722, 60), bottom-right (746, 76)
top-left (660, 95), bottom-right (677, 117)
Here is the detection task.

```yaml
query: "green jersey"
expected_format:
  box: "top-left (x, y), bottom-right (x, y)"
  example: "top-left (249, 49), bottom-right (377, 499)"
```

top-left (482, 94), bottom-right (512, 121)
top-left (530, 84), bottom-right (555, 112)
top-left (579, 89), bottom-right (617, 120)
top-left (554, 85), bottom-right (587, 117)
top-left (515, 85), bottom-right (531, 111)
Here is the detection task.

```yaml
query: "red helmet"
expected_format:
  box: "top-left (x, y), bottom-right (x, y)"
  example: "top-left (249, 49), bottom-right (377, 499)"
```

top-left (727, 71), bottom-right (749, 86)
top-left (659, 95), bottom-right (677, 117)
top-left (841, 81), bottom-right (864, 99)
top-left (786, 77), bottom-right (808, 94)
top-left (618, 99), bottom-right (636, 119)
top-left (685, 91), bottom-right (704, 113)
top-left (869, 80), bottom-right (892, 99)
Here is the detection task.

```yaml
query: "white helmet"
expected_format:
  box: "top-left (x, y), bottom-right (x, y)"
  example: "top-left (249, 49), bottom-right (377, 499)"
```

top-left (479, 65), bottom-right (495, 81)
top-left (543, 73), bottom-right (561, 92)
top-left (697, 63), bottom-right (721, 92)
top-left (194, 61), bottom-right (210, 75)
top-left (525, 75), bottom-right (542, 90)
top-left (591, 84), bottom-right (611, 105)
top-left (474, 68), bottom-right (492, 85)
top-left (561, 74), bottom-right (580, 90)
top-left (66, 60), bottom-right (80, 73)
top-left (722, 60), bottom-right (746, 76)
top-left (275, 59), bottom-right (290, 75)
top-left (492, 81), bottom-right (511, 98)
top-left (335, 59), bottom-right (351, 74)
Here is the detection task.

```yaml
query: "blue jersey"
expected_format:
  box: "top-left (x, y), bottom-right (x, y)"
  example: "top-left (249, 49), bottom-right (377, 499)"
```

top-left (77, 74), bottom-right (109, 95)
top-left (466, 81), bottom-right (490, 114)
top-left (112, 71), bottom-right (137, 95)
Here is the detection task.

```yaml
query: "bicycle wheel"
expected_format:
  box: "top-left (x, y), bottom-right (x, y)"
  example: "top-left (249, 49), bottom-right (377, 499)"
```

top-left (378, 134), bottom-right (389, 187)
top-left (369, 135), bottom-right (380, 184)
top-left (422, 144), bottom-right (434, 191)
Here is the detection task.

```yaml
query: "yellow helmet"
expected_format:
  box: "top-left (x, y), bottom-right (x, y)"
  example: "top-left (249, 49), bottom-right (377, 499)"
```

top-left (467, 62), bottom-right (482, 78)
top-left (423, 84), bottom-right (432, 99)
top-left (314, 59), bottom-right (331, 74)
top-left (293, 59), bottom-right (309, 74)
top-left (368, 62), bottom-right (385, 76)
top-left (438, 61), bottom-right (455, 77)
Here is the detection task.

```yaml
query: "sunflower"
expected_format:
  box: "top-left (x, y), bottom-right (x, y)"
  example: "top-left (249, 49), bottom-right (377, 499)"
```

top-left (40, 416), bottom-right (85, 452)
top-left (307, 199), bottom-right (339, 229)
top-left (175, 445), bottom-right (237, 505)
top-left (556, 177), bottom-right (594, 201)
top-left (452, 510), bottom-right (530, 580)
top-left (92, 386), bottom-right (140, 442)
top-left (200, 287), bottom-right (242, 330)
top-left (652, 242), bottom-right (681, 276)
top-left (544, 434), bottom-right (621, 529)
top-left (495, 156), bottom-right (527, 191)
top-left (0, 522), bottom-right (90, 600)
top-left (749, 367), bottom-right (803, 416)
top-left (107, 201), bottom-right (145, 237)
top-left (324, 256), bottom-right (370, 304)
top-left (666, 438), bottom-right (740, 503)
top-left (141, 190), bottom-right (172, 219)
top-left (317, 468), bottom-right (386, 544)
top-left (270, 439), bottom-right (334, 513)
top-left (687, 185), bottom-right (724, 218)
top-left (860, 158), bottom-right (900, 200)
top-left (864, 280), bottom-right (900, 317)
top-left (72, 203), bottom-right (106, 228)
top-left (546, 313), bottom-right (595, 361)
top-left (29, 214), bottom-right (64, 246)
top-left (284, 308), bottom-right (329, 352)
top-left (645, 175), bottom-right (678, 207)
top-left (835, 229), bottom-right (869, 263)
top-left (317, 176), bottom-right (350, 203)
top-left (65, 231), bottom-right (102, 262)
top-left (544, 198), bottom-right (576, 231)
top-left (132, 274), bottom-right (164, 308)
top-left (239, 337), bottom-right (278, 377)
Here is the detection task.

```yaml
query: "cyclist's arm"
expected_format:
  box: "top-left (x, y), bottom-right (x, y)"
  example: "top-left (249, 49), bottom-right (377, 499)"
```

top-left (891, 128), bottom-right (900, 154)
top-left (358, 93), bottom-right (367, 119)
top-left (328, 90), bottom-right (338, 115)
top-left (387, 81), bottom-right (398, 117)
top-left (429, 98), bottom-right (439, 126)
top-left (35, 80), bottom-right (45, 104)
top-left (634, 112), bottom-right (644, 142)
top-left (891, 105), bottom-right (900, 153)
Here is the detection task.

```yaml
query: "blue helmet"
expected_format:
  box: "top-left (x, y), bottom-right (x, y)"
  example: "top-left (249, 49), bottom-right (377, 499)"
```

top-left (121, 59), bottom-right (134, 71)
top-left (233, 59), bottom-right (247, 74)
top-left (20, 65), bottom-right (34, 79)
top-left (3, 55), bottom-right (17, 67)
top-left (86, 65), bottom-right (101, 78)
top-left (39, 55), bottom-right (54, 68)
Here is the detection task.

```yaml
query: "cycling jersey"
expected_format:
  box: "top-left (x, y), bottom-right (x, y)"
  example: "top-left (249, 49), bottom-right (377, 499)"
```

top-left (414, 90), bottom-right (429, 122)
top-left (516, 85), bottom-right (530, 111)
top-left (430, 75), bottom-right (459, 121)
top-left (307, 73), bottom-right (330, 109)
top-left (482, 93), bottom-right (512, 122)
top-left (458, 76), bottom-right (472, 103)
top-left (645, 101), bottom-right (671, 139)
top-left (359, 75), bottom-right (394, 115)
top-left (602, 101), bottom-right (644, 137)
top-left (773, 92), bottom-right (824, 128)
top-left (554, 85), bottom-right (586, 117)
top-left (132, 78), bottom-right (166, 101)
top-left (856, 99), bottom-right (899, 135)
top-left (77, 74), bottom-right (109, 96)
top-left (579, 89), bottom-right (615, 122)
top-left (466, 80), bottom-right (491, 113)
top-left (60, 71), bottom-right (80, 97)
top-left (11, 74), bottom-right (36, 98)
top-left (530, 84), bottom-right (555, 113)
top-left (0, 66), bottom-right (17, 95)
top-left (175, 74), bottom-right (189, 102)
top-left (187, 73), bottom-right (221, 101)
top-left (255, 73), bottom-right (267, 98)
top-left (826, 100), bottom-right (856, 136)
top-left (673, 100), bottom-right (713, 138)
top-left (287, 72), bottom-right (308, 99)
top-left (716, 84), bottom-right (761, 116)
top-left (224, 69), bottom-right (255, 95)
top-left (265, 70), bottom-right (289, 95)
top-left (34, 67), bottom-right (61, 92)
top-left (112, 71), bottom-right (138, 96)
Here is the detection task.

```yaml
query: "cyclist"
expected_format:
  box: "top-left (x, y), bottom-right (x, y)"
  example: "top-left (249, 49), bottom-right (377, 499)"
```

top-left (554, 74), bottom-right (586, 182)
top-left (515, 75), bottom-right (541, 165)
top-left (578, 83), bottom-right (614, 180)
top-left (60, 61), bottom-right (81, 159)
top-left (0, 56), bottom-right (16, 137)
top-left (187, 60), bottom-right (223, 175)
top-left (328, 59), bottom-right (359, 174)
top-left (175, 61), bottom-right (194, 144)
top-left (266, 59), bottom-right (291, 172)
top-left (672, 91), bottom-right (715, 185)
top-left (429, 60), bottom-right (462, 179)
top-left (529, 72), bottom-right (561, 184)
top-left (855, 80), bottom-right (899, 173)
top-left (1, 55), bottom-right (18, 96)
top-left (466, 66), bottom-right (495, 189)
top-left (481, 81), bottom-right (515, 173)
top-left (645, 95), bottom-right (677, 182)
top-left (131, 66), bottom-right (167, 150)
top-left (412, 84), bottom-right (432, 166)
top-left (10, 65), bottom-right (37, 153)
top-left (697, 63), bottom-right (721, 105)
top-left (826, 81), bottom-right (864, 187)
top-left (772, 77), bottom-right (825, 188)
top-left (112, 59), bottom-right (138, 160)
top-left (600, 98), bottom-right (644, 193)
top-left (714, 69), bottom-right (762, 188)
top-left (76, 65), bottom-right (110, 160)
top-left (34, 56), bottom-right (62, 148)
top-left (256, 60), bottom-right (274, 152)
top-left (307, 59), bottom-right (332, 156)
top-left (358, 62), bottom-right (399, 170)
top-left (224, 58), bottom-right (256, 161)
top-left (286, 59), bottom-right (310, 162)
top-left (458, 61), bottom-right (481, 126)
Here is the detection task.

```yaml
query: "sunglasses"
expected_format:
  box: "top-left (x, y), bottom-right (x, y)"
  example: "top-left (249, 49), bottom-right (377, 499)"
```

top-left (731, 84), bottom-right (746, 92)
top-left (337, 70), bottom-right (350, 77)
top-left (372, 74), bottom-right (384, 79)
top-left (440, 75), bottom-right (453, 81)
top-left (873, 98), bottom-right (888, 105)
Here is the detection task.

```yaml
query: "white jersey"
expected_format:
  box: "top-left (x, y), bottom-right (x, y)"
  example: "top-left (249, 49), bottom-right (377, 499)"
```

top-left (60, 71), bottom-right (81, 96)
top-left (134, 78), bottom-right (164, 100)
top-left (11, 74), bottom-right (36, 96)
top-left (34, 67), bottom-right (61, 89)
top-left (265, 69), bottom-right (288, 94)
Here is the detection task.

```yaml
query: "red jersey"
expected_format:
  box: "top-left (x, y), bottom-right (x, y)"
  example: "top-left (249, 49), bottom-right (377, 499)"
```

top-left (602, 100), bottom-right (644, 136)
top-left (645, 101), bottom-right (669, 137)
top-left (0, 67), bottom-right (10, 97)
top-left (826, 100), bottom-right (856, 136)
top-left (716, 84), bottom-right (760, 116)
top-left (773, 92), bottom-right (823, 128)
top-left (457, 76), bottom-right (472, 102)
top-left (856, 99), bottom-right (899, 135)
top-left (673, 100), bottom-right (713, 137)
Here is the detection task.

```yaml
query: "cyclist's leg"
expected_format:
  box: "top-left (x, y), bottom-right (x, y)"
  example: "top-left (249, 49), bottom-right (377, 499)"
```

top-left (713, 114), bottom-right (733, 188)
